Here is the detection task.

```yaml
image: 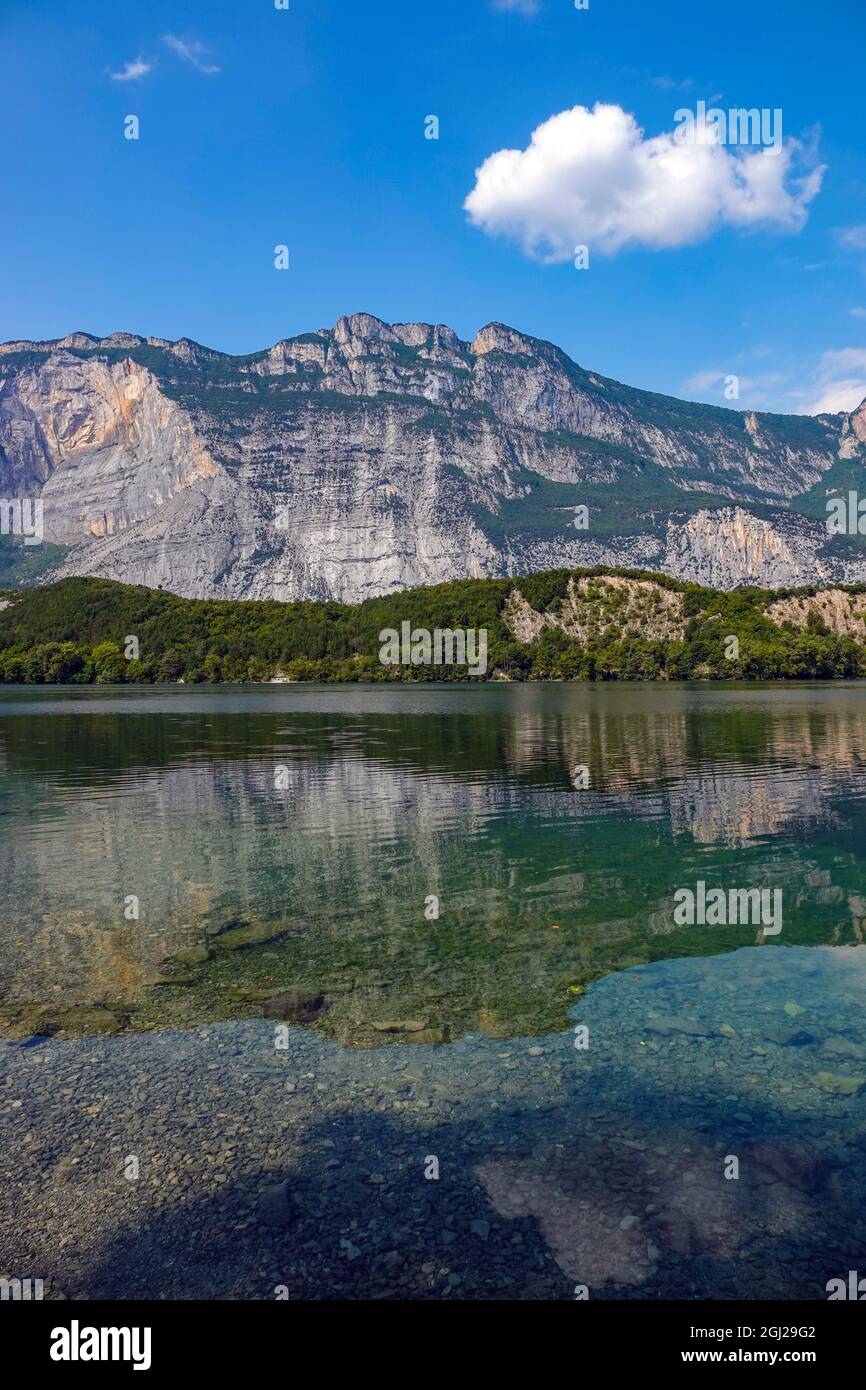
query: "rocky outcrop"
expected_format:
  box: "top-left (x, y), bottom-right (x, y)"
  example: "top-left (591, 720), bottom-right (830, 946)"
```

top-left (767, 588), bottom-right (866, 637)
top-left (1, 313), bottom-right (864, 600)
top-left (663, 507), bottom-right (838, 590)
top-left (505, 573), bottom-right (866, 648)
top-left (505, 576), bottom-right (687, 643)
top-left (0, 352), bottom-right (221, 539)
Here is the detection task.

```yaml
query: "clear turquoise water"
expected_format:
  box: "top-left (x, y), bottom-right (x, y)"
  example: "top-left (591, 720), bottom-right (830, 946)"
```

top-left (1, 682), bottom-right (865, 1298)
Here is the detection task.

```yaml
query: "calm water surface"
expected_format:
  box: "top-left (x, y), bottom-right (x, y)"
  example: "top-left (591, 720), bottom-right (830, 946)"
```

top-left (1, 683), bottom-right (865, 1299)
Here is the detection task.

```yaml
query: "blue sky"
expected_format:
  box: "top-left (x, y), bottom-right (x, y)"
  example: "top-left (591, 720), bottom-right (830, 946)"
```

top-left (2, 0), bottom-right (865, 414)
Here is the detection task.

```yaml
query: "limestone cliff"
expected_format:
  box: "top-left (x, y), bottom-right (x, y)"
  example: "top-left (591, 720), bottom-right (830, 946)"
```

top-left (1, 314), bottom-right (864, 600)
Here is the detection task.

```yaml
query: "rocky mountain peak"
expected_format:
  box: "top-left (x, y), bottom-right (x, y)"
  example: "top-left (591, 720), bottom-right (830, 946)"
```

top-left (1, 313), bottom-right (864, 603)
top-left (169, 337), bottom-right (221, 364)
top-left (57, 332), bottom-right (100, 350)
top-left (101, 333), bottom-right (145, 350)
top-left (329, 314), bottom-right (462, 355)
top-left (470, 322), bottom-right (539, 358)
top-left (332, 313), bottom-right (394, 345)
top-left (838, 395), bottom-right (866, 456)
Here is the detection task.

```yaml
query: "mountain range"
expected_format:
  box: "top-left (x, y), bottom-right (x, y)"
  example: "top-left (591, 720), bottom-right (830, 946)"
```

top-left (2, 312), bottom-right (865, 601)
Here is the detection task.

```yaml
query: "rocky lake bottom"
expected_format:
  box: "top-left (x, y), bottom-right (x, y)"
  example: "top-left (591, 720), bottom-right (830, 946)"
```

top-left (3, 944), bottom-right (865, 1301)
top-left (2, 683), bottom-right (866, 1299)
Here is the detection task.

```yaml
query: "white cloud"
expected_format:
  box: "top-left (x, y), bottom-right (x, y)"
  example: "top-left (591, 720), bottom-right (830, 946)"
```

top-left (836, 223), bottom-right (866, 251)
top-left (683, 369), bottom-right (729, 394)
top-left (802, 380), bottom-right (866, 414)
top-left (798, 349), bottom-right (866, 415)
top-left (163, 35), bottom-right (221, 74)
top-left (490, 0), bottom-right (541, 13)
top-left (741, 373), bottom-right (785, 393)
top-left (850, 307), bottom-right (866, 318)
top-left (110, 57), bottom-right (152, 82)
top-left (464, 102), bottom-right (824, 261)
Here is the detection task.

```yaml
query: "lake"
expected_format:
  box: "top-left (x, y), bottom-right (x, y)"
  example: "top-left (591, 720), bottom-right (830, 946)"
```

top-left (1, 682), bottom-right (865, 1299)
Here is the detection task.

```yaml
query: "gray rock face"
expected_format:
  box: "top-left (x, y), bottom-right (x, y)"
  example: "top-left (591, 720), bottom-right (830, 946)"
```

top-left (1, 313), bottom-right (864, 600)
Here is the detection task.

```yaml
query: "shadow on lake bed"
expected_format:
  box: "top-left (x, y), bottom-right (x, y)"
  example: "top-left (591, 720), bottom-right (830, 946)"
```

top-left (2, 944), bottom-right (865, 1300)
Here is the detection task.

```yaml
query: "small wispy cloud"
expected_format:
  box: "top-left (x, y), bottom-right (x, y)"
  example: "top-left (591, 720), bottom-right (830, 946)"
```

top-left (490, 0), bottom-right (541, 15)
top-left (686, 345), bottom-right (866, 416)
top-left (683, 368), bottom-right (728, 394)
top-left (850, 307), bottom-right (866, 318)
top-left (163, 35), bottom-right (221, 74)
top-left (682, 367), bottom-right (783, 407)
top-left (110, 57), bottom-right (152, 83)
top-left (798, 348), bottom-right (866, 415)
top-left (836, 223), bottom-right (866, 251)
top-left (652, 75), bottom-right (694, 92)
